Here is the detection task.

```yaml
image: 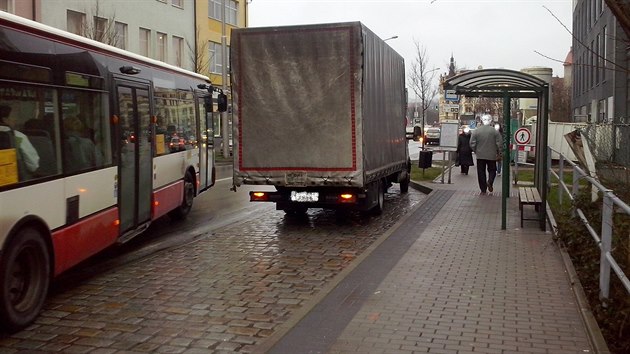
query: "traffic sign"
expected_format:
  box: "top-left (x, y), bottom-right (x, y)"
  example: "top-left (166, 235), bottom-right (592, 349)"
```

top-left (443, 103), bottom-right (459, 113)
top-left (514, 127), bottom-right (531, 145)
top-left (445, 89), bottom-right (459, 102)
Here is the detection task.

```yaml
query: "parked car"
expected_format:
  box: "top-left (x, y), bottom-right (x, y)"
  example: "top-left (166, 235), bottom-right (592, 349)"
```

top-left (424, 127), bottom-right (441, 145)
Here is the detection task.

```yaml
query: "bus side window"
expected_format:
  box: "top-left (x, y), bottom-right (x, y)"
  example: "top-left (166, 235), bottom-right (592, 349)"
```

top-left (24, 115), bottom-right (59, 177)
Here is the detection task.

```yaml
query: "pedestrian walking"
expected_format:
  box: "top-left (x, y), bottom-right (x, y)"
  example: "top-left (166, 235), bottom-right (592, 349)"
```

top-left (494, 123), bottom-right (503, 176)
top-left (470, 114), bottom-right (501, 194)
top-left (455, 127), bottom-right (473, 175)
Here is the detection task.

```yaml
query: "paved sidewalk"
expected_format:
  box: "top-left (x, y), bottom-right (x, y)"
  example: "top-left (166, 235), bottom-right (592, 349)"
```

top-left (266, 162), bottom-right (607, 353)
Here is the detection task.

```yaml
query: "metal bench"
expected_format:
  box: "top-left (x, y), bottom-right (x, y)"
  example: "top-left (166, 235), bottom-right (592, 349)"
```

top-left (519, 187), bottom-right (542, 228)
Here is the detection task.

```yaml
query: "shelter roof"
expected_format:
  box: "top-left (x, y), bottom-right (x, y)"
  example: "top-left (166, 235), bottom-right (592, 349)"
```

top-left (442, 69), bottom-right (548, 98)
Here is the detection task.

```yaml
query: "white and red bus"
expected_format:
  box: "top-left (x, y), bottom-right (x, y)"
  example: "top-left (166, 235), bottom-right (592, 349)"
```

top-left (0, 12), bottom-right (225, 331)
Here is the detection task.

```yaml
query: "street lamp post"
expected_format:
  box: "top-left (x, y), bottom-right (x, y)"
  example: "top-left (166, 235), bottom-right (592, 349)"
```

top-left (383, 35), bottom-right (398, 42)
top-left (221, 0), bottom-right (229, 158)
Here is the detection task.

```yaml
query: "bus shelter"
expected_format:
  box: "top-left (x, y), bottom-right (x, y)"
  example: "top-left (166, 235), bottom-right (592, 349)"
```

top-left (442, 69), bottom-right (550, 230)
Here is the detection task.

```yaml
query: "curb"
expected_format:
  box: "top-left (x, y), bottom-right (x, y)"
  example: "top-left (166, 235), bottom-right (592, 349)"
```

top-left (410, 180), bottom-right (433, 194)
top-left (546, 204), bottom-right (611, 354)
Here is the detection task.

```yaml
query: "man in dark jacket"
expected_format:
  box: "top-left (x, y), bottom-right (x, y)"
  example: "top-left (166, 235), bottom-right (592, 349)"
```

top-left (470, 114), bottom-right (501, 194)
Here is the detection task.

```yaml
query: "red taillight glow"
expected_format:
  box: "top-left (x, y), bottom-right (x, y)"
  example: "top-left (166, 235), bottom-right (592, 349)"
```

top-left (339, 193), bottom-right (356, 203)
top-left (251, 192), bottom-right (269, 201)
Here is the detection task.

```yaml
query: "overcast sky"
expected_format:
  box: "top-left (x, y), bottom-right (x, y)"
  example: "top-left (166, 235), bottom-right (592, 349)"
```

top-left (248, 0), bottom-right (573, 82)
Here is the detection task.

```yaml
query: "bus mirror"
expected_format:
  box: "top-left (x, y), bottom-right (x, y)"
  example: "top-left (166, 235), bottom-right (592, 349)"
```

top-left (204, 96), bottom-right (213, 113)
top-left (217, 93), bottom-right (228, 112)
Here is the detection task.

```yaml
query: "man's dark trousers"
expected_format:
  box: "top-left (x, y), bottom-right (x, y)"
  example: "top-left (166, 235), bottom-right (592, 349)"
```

top-left (476, 158), bottom-right (497, 193)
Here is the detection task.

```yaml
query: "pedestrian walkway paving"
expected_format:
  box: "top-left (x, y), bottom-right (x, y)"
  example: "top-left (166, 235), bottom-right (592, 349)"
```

top-left (263, 162), bottom-right (608, 353)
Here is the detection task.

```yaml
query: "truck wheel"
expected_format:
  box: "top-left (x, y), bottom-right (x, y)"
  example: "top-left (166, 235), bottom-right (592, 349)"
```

top-left (169, 171), bottom-right (195, 220)
top-left (371, 180), bottom-right (384, 215)
top-left (0, 227), bottom-right (51, 332)
top-left (400, 172), bottom-right (410, 194)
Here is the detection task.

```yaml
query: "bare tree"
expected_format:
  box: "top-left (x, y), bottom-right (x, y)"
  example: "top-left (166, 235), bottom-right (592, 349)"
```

top-left (187, 26), bottom-right (210, 75)
top-left (408, 40), bottom-right (438, 147)
top-left (551, 77), bottom-right (571, 122)
top-left (81, 1), bottom-right (119, 46)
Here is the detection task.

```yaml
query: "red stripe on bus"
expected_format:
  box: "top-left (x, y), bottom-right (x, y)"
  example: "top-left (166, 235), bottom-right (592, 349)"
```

top-left (51, 207), bottom-right (119, 276)
top-left (152, 180), bottom-right (184, 220)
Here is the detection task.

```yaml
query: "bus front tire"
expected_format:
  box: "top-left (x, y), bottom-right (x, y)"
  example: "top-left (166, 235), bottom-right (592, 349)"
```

top-left (169, 171), bottom-right (195, 220)
top-left (0, 227), bottom-right (51, 333)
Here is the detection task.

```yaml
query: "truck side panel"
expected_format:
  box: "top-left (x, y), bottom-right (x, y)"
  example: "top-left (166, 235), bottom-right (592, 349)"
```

top-left (360, 25), bottom-right (408, 183)
top-left (231, 23), bottom-right (364, 187)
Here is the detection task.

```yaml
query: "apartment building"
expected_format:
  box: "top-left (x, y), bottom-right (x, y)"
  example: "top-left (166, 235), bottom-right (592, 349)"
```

top-left (571, 0), bottom-right (627, 123)
top-left (1, 0), bottom-right (249, 78)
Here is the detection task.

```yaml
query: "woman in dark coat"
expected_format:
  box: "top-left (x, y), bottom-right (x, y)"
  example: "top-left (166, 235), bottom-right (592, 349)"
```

top-left (456, 127), bottom-right (474, 175)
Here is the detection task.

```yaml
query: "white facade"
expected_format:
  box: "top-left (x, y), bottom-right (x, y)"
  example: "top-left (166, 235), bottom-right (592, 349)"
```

top-left (39, 0), bottom-right (195, 71)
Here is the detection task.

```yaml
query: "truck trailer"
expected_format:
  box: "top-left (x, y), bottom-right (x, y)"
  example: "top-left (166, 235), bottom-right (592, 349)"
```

top-left (230, 22), bottom-right (410, 214)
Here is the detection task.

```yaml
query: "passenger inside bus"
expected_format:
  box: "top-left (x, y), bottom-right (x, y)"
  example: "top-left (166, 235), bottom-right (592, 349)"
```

top-left (63, 115), bottom-right (101, 173)
top-left (0, 104), bottom-right (40, 181)
top-left (24, 116), bottom-right (58, 177)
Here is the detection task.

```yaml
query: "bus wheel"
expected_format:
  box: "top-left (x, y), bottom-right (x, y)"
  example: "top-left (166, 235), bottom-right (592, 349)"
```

top-left (0, 227), bottom-right (50, 332)
top-left (169, 171), bottom-right (195, 220)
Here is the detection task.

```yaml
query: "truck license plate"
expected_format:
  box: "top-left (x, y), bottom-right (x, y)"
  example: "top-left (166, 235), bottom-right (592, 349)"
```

top-left (290, 191), bottom-right (319, 202)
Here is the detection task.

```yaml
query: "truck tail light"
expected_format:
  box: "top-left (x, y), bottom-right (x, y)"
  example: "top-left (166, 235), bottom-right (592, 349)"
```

top-left (338, 193), bottom-right (356, 203)
top-left (251, 192), bottom-right (269, 201)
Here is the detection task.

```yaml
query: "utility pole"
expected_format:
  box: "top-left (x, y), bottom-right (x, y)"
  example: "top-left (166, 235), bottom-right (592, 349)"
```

top-left (221, 0), bottom-right (229, 158)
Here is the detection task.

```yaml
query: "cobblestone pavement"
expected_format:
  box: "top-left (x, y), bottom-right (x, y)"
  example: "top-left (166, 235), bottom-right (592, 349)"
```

top-left (0, 186), bottom-right (427, 353)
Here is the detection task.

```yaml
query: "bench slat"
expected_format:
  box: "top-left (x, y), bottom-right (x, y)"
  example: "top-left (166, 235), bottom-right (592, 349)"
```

top-left (519, 187), bottom-right (543, 229)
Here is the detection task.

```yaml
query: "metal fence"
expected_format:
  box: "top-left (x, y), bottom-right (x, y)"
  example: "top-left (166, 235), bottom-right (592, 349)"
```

top-left (547, 146), bottom-right (630, 302)
top-left (581, 123), bottom-right (630, 167)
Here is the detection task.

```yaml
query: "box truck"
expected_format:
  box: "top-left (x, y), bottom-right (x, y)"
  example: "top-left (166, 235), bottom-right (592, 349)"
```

top-left (230, 22), bottom-right (410, 214)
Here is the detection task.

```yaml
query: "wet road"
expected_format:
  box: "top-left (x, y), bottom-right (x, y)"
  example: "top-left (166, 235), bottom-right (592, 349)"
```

top-left (0, 169), bottom-right (429, 353)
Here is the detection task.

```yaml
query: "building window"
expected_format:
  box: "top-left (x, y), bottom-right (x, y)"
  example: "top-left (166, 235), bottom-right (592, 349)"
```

top-left (94, 16), bottom-right (108, 43)
top-left (0, 0), bottom-right (12, 12)
top-left (603, 25), bottom-right (607, 74)
top-left (209, 41), bottom-right (222, 74)
top-left (598, 99), bottom-right (606, 123)
top-left (595, 34), bottom-right (600, 84)
top-left (157, 32), bottom-right (167, 62)
top-left (226, 0), bottom-right (238, 25)
top-left (173, 36), bottom-right (183, 67)
top-left (139, 28), bottom-right (150, 57)
top-left (67, 10), bottom-right (85, 35)
top-left (172, 0), bottom-right (183, 8)
top-left (209, 42), bottom-right (230, 74)
top-left (208, 0), bottom-right (238, 25)
top-left (114, 22), bottom-right (127, 50)
top-left (588, 39), bottom-right (596, 88)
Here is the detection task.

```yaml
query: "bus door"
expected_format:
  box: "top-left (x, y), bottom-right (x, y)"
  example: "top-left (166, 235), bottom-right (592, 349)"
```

top-left (115, 82), bottom-right (153, 235)
top-left (198, 94), bottom-right (213, 192)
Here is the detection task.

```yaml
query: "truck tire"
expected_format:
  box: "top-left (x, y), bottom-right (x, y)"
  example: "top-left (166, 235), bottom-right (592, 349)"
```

top-left (371, 180), bottom-right (384, 215)
top-left (169, 171), bottom-right (195, 220)
top-left (400, 172), bottom-right (410, 194)
top-left (0, 227), bottom-right (51, 332)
